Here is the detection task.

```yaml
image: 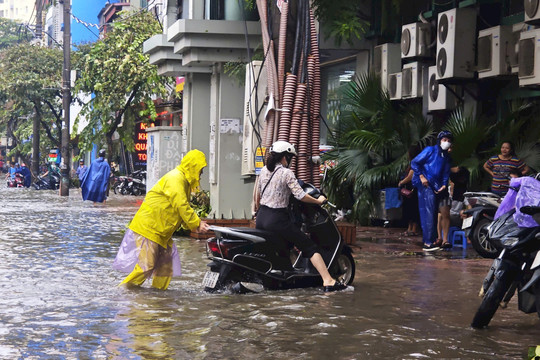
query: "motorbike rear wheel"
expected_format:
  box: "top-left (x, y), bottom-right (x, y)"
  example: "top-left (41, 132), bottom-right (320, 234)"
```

top-left (471, 270), bottom-right (515, 328)
top-left (471, 218), bottom-right (499, 259)
top-left (333, 252), bottom-right (355, 286)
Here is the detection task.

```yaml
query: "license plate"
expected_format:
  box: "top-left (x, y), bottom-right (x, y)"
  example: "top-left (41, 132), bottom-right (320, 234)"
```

top-left (202, 271), bottom-right (219, 288)
top-left (462, 216), bottom-right (473, 229)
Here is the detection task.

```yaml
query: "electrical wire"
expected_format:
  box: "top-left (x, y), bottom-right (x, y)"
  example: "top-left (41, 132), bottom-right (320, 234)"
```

top-left (98, 0), bottom-right (157, 32)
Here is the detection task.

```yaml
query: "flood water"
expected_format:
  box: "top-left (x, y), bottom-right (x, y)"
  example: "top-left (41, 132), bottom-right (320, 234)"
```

top-left (0, 187), bottom-right (539, 359)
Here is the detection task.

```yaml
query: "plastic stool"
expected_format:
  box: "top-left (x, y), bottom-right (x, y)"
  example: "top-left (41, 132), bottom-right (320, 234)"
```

top-left (451, 230), bottom-right (467, 249)
top-left (442, 226), bottom-right (459, 247)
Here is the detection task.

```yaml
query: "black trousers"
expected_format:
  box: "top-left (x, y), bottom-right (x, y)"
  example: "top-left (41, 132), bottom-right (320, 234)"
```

top-left (256, 205), bottom-right (318, 258)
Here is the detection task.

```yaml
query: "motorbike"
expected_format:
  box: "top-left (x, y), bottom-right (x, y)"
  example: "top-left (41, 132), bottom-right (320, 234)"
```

top-left (112, 175), bottom-right (129, 195)
top-left (113, 170), bottom-right (146, 195)
top-left (202, 182), bottom-right (355, 293)
top-left (128, 170), bottom-right (146, 196)
top-left (33, 173), bottom-right (60, 190)
top-left (461, 191), bottom-right (502, 258)
top-left (471, 177), bottom-right (540, 328)
top-left (6, 173), bottom-right (25, 188)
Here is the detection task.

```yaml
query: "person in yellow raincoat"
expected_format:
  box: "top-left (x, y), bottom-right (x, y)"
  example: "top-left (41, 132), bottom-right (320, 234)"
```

top-left (113, 149), bottom-right (210, 290)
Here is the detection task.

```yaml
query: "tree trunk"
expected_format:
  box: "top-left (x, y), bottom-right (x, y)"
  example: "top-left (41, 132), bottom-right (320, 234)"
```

top-left (32, 104), bottom-right (41, 178)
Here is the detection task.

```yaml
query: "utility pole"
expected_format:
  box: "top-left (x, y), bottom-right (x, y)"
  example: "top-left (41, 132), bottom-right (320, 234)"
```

top-left (60, 0), bottom-right (71, 196)
top-left (32, 0), bottom-right (43, 178)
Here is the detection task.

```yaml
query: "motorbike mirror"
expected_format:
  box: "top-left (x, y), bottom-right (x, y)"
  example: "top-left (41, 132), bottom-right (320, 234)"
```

top-left (521, 206), bottom-right (540, 226)
top-left (520, 206), bottom-right (540, 216)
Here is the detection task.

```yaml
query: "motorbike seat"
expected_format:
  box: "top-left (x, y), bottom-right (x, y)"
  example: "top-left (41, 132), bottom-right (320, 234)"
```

top-left (229, 227), bottom-right (288, 245)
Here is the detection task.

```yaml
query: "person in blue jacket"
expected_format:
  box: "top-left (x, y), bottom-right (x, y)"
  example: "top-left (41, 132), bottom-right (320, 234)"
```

top-left (15, 163), bottom-right (32, 188)
top-left (411, 131), bottom-right (453, 251)
top-left (81, 149), bottom-right (111, 204)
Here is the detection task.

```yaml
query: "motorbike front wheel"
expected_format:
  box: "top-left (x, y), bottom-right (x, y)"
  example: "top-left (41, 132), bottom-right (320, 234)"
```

top-left (471, 270), bottom-right (515, 328)
top-left (471, 218), bottom-right (499, 259)
top-left (333, 252), bottom-right (355, 286)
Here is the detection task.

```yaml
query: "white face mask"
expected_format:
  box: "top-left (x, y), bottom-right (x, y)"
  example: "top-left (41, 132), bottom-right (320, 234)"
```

top-left (440, 141), bottom-right (451, 151)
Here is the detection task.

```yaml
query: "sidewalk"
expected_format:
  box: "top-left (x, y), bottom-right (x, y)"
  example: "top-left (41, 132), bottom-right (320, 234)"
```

top-left (354, 226), bottom-right (424, 253)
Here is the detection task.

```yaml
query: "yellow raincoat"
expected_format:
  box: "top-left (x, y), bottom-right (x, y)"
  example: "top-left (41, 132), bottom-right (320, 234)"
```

top-left (129, 149), bottom-right (207, 248)
top-left (117, 150), bottom-right (207, 290)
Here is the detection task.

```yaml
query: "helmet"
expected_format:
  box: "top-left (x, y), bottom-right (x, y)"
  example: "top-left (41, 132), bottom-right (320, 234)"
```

top-left (437, 130), bottom-right (453, 142)
top-left (15, 163), bottom-right (19, 167)
top-left (21, 163), bottom-right (26, 167)
top-left (98, 149), bottom-right (106, 157)
top-left (270, 141), bottom-right (297, 156)
top-left (79, 159), bottom-right (84, 163)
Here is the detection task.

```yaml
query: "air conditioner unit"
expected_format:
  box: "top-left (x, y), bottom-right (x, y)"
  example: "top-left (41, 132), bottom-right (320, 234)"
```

top-left (241, 61), bottom-right (266, 175)
top-left (477, 25), bottom-right (513, 78)
top-left (373, 43), bottom-right (401, 92)
top-left (402, 62), bottom-right (423, 98)
top-left (388, 72), bottom-right (402, 100)
top-left (436, 7), bottom-right (477, 80)
top-left (511, 23), bottom-right (535, 73)
top-left (401, 22), bottom-right (431, 59)
top-left (525, 0), bottom-right (540, 24)
top-left (427, 65), bottom-right (456, 112)
top-left (519, 28), bottom-right (540, 86)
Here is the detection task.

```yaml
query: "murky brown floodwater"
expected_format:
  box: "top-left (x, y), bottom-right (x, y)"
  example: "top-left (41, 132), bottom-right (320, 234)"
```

top-left (0, 186), bottom-right (538, 359)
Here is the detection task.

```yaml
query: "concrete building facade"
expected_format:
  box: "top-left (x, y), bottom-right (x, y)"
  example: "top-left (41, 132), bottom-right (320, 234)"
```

top-left (143, 0), bottom-right (261, 219)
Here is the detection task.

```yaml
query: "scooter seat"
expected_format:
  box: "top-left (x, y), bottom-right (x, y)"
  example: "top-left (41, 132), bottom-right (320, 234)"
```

top-left (229, 227), bottom-right (287, 245)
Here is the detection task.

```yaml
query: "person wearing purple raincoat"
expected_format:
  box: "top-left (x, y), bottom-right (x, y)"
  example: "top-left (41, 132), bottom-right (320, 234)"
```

top-left (81, 149), bottom-right (111, 203)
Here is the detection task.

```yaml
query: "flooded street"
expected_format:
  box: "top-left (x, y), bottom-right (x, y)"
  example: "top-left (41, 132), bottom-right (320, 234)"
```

top-left (0, 187), bottom-right (539, 359)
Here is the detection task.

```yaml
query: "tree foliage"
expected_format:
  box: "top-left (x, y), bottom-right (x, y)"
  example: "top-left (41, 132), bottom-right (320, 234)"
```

top-left (74, 10), bottom-right (174, 156)
top-left (0, 18), bottom-right (32, 49)
top-left (322, 72), bottom-right (434, 224)
top-left (0, 43), bottom-right (63, 165)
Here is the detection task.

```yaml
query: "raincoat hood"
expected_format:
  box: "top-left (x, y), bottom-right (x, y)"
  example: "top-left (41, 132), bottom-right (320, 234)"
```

top-left (178, 149), bottom-right (207, 191)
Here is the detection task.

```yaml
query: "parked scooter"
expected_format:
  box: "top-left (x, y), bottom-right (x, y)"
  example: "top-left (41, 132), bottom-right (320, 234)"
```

top-left (112, 170), bottom-right (146, 195)
top-left (127, 170), bottom-right (146, 196)
top-left (203, 182), bottom-right (355, 293)
top-left (461, 192), bottom-right (502, 258)
top-left (112, 175), bottom-right (129, 195)
top-left (6, 173), bottom-right (25, 188)
top-left (471, 177), bottom-right (540, 328)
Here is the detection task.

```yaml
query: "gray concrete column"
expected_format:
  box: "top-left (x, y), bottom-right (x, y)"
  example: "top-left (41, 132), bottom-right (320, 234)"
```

top-left (208, 64), bottom-right (254, 219)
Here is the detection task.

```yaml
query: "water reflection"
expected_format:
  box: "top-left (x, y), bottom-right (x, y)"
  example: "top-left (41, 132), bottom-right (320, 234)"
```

top-left (0, 187), bottom-right (538, 359)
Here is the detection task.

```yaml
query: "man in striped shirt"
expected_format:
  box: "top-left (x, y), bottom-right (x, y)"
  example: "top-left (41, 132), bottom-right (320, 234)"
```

top-left (483, 141), bottom-right (529, 196)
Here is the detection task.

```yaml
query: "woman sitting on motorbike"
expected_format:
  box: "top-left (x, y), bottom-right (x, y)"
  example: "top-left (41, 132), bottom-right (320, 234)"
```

top-left (254, 141), bottom-right (347, 292)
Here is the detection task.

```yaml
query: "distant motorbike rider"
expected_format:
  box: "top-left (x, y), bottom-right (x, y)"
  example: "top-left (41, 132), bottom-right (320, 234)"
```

top-left (42, 162), bottom-right (60, 186)
top-left (15, 163), bottom-right (31, 188)
top-left (254, 141), bottom-right (347, 292)
top-left (8, 162), bottom-right (17, 180)
top-left (411, 131), bottom-right (453, 251)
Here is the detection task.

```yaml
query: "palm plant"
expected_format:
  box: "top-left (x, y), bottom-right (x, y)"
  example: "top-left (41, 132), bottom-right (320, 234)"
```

top-left (437, 100), bottom-right (540, 190)
top-left (441, 107), bottom-right (493, 186)
top-left (322, 72), bottom-right (434, 224)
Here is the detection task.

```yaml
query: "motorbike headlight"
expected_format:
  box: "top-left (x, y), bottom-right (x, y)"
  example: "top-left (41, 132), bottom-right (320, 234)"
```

top-left (499, 236), bottom-right (519, 248)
